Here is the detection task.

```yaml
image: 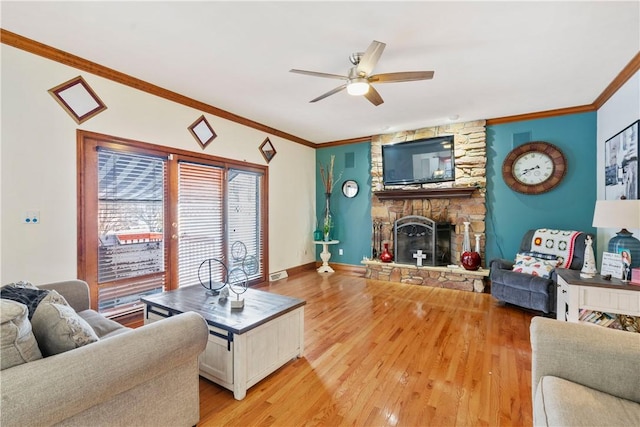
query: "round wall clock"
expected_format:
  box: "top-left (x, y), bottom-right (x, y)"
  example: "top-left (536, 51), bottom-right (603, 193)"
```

top-left (502, 141), bottom-right (567, 194)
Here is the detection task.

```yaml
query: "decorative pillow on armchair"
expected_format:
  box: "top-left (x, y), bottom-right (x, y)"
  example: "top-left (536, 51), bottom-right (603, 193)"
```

top-left (512, 253), bottom-right (559, 279)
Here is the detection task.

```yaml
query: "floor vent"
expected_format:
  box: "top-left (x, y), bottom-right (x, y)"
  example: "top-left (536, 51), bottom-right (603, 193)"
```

top-left (269, 270), bottom-right (288, 281)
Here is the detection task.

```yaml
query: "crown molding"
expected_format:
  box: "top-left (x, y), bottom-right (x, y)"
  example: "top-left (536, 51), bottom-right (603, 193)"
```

top-left (593, 51), bottom-right (640, 109)
top-left (485, 104), bottom-right (596, 126)
top-left (3, 28), bottom-right (637, 149)
top-left (0, 28), bottom-right (317, 148)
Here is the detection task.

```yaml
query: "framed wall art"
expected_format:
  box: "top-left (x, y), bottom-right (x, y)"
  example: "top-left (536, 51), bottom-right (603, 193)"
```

top-left (259, 137), bottom-right (276, 163)
top-left (605, 119), bottom-right (639, 200)
top-left (188, 115), bottom-right (217, 149)
top-left (48, 76), bottom-right (107, 124)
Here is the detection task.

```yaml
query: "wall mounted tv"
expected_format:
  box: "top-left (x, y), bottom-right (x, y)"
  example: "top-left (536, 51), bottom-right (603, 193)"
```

top-left (381, 135), bottom-right (455, 186)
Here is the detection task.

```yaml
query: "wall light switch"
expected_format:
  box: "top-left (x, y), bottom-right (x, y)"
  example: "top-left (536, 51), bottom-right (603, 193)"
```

top-left (24, 211), bottom-right (40, 224)
top-left (338, 248), bottom-right (343, 255)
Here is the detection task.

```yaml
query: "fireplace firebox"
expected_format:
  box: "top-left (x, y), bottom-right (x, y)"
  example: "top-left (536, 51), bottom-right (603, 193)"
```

top-left (393, 216), bottom-right (452, 266)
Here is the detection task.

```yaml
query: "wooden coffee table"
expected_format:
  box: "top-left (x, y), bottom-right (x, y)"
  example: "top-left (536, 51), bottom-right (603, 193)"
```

top-left (141, 286), bottom-right (305, 400)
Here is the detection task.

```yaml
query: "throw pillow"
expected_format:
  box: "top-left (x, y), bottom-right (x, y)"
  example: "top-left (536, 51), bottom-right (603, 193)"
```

top-left (518, 251), bottom-right (560, 262)
top-left (31, 301), bottom-right (99, 357)
top-left (512, 253), bottom-right (558, 279)
top-left (1, 299), bottom-right (43, 369)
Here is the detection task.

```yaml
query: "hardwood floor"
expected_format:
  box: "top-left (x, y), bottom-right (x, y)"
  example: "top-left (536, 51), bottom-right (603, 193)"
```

top-left (198, 271), bottom-right (535, 426)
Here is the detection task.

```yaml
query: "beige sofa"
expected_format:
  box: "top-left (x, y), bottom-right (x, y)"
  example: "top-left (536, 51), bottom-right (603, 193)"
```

top-left (530, 317), bottom-right (640, 426)
top-left (1, 280), bottom-right (208, 427)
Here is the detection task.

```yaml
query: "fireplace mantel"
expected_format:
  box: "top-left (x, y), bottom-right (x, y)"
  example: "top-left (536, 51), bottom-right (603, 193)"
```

top-left (373, 186), bottom-right (478, 200)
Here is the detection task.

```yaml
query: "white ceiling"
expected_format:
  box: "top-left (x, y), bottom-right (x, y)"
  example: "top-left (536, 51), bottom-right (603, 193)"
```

top-left (2, 1), bottom-right (639, 144)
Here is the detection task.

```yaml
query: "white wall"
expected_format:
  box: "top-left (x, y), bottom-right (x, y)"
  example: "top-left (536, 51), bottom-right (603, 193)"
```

top-left (596, 70), bottom-right (640, 258)
top-left (0, 45), bottom-right (316, 284)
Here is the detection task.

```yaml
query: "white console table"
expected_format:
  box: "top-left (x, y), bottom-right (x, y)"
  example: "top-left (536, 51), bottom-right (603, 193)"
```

top-left (556, 268), bottom-right (640, 323)
top-left (313, 240), bottom-right (339, 273)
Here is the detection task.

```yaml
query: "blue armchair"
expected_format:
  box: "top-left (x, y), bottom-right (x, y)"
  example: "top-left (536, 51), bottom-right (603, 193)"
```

top-left (489, 229), bottom-right (592, 314)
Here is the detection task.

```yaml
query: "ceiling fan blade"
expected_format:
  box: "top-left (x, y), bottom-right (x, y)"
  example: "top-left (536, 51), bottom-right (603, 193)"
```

top-left (369, 71), bottom-right (435, 83)
top-left (310, 84), bottom-right (348, 103)
top-left (290, 69), bottom-right (348, 80)
top-left (364, 86), bottom-right (384, 106)
top-left (356, 40), bottom-right (386, 76)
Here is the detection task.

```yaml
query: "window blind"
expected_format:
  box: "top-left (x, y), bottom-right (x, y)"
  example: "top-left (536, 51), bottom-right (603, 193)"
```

top-left (227, 169), bottom-right (263, 280)
top-left (97, 149), bottom-right (166, 316)
top-left (178, 162), bottom-right (225, 287)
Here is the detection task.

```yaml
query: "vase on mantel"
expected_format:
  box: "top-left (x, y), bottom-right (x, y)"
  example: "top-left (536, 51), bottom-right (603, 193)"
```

top-left (322, 192), bottom-right (334, 241)
top-left (380, 242), bottom-right (394, 263)
top-left (461, 222), bottom-right (481, 271)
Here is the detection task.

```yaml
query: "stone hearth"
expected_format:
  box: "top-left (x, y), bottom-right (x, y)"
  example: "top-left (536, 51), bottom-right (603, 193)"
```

top-left (364, 260), bottom-right (488, 292)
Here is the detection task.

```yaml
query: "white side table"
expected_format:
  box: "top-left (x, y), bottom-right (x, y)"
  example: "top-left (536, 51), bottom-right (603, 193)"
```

top-left (313, 240), bottom-right (339, 273)
top-left (556, 268), bottom-right (640, 323)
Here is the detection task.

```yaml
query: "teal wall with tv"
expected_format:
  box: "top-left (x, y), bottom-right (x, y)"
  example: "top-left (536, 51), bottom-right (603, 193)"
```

top-left (315, 112), bottom-right (597, 269)
top-left (485, 112), bottom-right (597, 263)
top-left (316, 142), bottom-right (372, 266)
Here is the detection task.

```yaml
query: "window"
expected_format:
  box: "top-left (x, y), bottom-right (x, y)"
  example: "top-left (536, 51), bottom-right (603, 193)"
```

top-left (78, 131), bottom-right (268, 321)
top-left (96, 149), bottom-right (167, 316)
top-left (227, 169), bottom-right (263, 280)
top-left (177, 161), bottom-right (224, 287)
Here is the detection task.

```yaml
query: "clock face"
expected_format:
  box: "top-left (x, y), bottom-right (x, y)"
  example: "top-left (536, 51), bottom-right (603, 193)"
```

top-left (502, 141), bottom-right (567, 194)
top-left (513, 152), bottom-right (554, 185)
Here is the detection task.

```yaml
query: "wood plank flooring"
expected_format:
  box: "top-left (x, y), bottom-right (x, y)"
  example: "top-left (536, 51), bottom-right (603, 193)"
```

top-left (198, 271), bottom-right (535, 426)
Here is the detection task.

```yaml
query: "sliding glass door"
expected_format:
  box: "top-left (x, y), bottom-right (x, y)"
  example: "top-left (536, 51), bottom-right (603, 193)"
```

top-left (78, 131), bottom-right (268, 321)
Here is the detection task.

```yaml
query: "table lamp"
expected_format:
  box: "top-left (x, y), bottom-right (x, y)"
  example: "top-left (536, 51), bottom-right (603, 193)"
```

top-left (592, 200), bottom-right (640, 268)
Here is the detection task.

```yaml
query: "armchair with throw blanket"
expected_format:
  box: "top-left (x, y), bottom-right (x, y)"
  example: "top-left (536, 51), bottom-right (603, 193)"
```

top-left (490, 229), bottom-right (591, 314)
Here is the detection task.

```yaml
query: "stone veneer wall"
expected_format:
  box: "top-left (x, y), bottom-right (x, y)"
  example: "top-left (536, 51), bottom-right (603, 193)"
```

top-left (370, 120), bottom-right (487, 266)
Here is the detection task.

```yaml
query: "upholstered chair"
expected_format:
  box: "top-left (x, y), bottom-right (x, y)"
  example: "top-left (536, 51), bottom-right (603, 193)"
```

top-left (489, 229), bottom-right (591, 314)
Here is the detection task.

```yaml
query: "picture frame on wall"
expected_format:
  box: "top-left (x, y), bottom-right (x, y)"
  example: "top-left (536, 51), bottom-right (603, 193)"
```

top-left (259, 137), bottom-right (277, 163)
top-left (605, 119), bottom-right (639, 200)
top-left (48, 76), bottom-right (107, 124)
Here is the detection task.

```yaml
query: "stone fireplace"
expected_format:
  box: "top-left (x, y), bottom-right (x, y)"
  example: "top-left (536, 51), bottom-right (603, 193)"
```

top-left (364, 120), bottom-right (489, 292)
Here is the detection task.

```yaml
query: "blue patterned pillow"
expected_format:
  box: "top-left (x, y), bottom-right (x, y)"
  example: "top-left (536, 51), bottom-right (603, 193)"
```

top-left (512, 253), bottom-right (559, 279)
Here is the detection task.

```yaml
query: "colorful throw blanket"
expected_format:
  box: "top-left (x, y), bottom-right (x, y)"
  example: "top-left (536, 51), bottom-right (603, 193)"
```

top-left (531, 229), bottom-right (581, 268)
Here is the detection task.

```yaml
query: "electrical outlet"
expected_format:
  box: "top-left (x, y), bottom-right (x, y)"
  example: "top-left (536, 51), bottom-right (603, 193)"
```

top-left (24, 211), bottom-right (40, 224)
top-left (338, 248), bottom-right (344, 255)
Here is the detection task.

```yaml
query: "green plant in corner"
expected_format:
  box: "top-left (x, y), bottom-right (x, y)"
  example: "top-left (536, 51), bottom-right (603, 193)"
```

top-left (319, 155), bottom-right (342, 241)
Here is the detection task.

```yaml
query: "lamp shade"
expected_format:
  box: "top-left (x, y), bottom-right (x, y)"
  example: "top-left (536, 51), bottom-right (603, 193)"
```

top-left (592, 200), bottom-right (640, 229)
top-left (592, 200), bottom-right (640, 269)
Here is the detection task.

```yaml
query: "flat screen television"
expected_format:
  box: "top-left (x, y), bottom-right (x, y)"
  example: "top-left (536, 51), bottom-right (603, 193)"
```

top-left (381, 135), bottom-right (455, 186)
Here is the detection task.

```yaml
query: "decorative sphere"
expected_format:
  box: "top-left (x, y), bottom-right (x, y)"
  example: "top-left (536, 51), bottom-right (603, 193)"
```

top-left (461, 251), bottom-right (481, 271)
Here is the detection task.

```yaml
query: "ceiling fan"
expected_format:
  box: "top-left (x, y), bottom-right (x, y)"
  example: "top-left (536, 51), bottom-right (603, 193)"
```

top-left (290, 40), bottom-right (434, 106)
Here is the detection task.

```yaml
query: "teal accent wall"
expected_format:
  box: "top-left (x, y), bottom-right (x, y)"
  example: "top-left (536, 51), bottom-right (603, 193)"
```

top-left (316, 142), bottom-right (372, 265)
top-left (486, 112), bottom-right (597, 263)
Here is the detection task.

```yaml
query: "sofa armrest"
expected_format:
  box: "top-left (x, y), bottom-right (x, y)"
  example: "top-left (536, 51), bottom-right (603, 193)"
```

top-left (0, 312), bottom-right (208, 427)
top-left (530, 317), bottom-right (640, 404)
top-left (38, 280), bottom-right (90, 312)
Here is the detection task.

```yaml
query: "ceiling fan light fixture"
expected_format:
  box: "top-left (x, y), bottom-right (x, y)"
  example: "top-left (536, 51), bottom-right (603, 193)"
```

top-left (346, 78), bottom-right (370, 96)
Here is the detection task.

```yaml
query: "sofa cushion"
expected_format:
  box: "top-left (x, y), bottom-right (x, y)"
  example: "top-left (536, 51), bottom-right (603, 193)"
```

top-left (1, 299), bottom-right (43, 369)
top-left (534, 376), bottom-right (640, 427)
top-left (31, 301), bottom-right (99, 356)
top-left (78, 309), bottom-right (130, 339)
top-left (512, 253), bottom-right (558, 279)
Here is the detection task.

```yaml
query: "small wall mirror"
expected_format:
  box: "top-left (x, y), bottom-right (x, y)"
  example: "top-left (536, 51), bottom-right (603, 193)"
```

top-left (342, 180), bottom-right (359, 198)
